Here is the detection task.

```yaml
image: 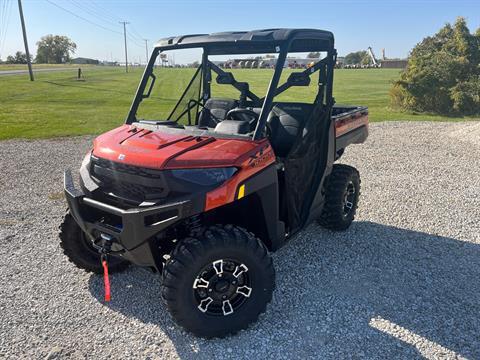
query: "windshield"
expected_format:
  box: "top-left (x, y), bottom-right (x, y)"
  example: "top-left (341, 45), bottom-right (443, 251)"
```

top-left (135, 51), bottom-right (278, 124)
top-left (130, 48), bottom-right (332, 141)
top-left (136, 67), bottom-right (202, 124)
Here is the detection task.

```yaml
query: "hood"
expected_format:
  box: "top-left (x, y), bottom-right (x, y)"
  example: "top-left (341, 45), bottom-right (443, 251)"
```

top-left (92, 125), bottom-right (263, 169)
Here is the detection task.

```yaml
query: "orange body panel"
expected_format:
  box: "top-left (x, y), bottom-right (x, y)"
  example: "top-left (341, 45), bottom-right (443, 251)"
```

top-left (205, 142), bottom-right (275, 211)
top-left (335, 114), bottom-right (368, 137)
top-left (91, 124), bottom-right (276, 212)
top-left (93, 125), bottom-right (266, 170)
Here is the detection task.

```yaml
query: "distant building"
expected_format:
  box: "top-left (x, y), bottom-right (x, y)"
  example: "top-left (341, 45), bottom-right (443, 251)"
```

top-left (223, 58), bottom-right (272, 68)
top-left (222, 57), bottom-right (318, 69)
top-left (99, 60), bottom-right (118, 66)
top-left (71, 57), bottom-right (99, 65)
top-left (381, 59), bottom-right (407, 69)
top-left (285, 58), bottom-right (313, 68)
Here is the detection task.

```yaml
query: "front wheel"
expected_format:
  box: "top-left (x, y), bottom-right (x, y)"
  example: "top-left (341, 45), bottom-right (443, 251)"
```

top-left (161, 225), bottom-right (275, 338)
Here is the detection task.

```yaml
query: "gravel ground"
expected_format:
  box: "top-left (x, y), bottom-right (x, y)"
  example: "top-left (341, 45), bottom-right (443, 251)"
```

top-left (1, 122), bottom-right (479, 359)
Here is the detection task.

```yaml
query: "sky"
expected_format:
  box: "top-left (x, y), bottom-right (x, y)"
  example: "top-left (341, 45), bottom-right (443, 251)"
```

top-left (0, 0), bottom-right (479, 64)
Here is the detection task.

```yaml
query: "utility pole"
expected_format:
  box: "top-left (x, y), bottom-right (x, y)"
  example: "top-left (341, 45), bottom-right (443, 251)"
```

top-left (17, 0), bottom-right (34, 81)
top-left (144, 39), bottom-right (148, 65)
top-left (119, 21), bottom-right (129, 73)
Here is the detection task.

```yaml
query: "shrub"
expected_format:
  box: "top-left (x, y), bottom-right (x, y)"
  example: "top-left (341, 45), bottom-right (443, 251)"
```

top-left (391, 17), bottom-right (480, 116)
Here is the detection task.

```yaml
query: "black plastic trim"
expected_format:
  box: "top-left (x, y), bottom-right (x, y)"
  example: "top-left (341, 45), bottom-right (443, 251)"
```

top-left (335, 125), bottom-right (368, 152)
top-left (238, 164), bottom-right (286, 250)
top-left (64, 170), bottom-right (204, 268)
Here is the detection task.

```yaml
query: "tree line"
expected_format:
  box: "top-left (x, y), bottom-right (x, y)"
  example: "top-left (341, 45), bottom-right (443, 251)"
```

top-left (2, 20), bottom-right (479, 116)
top-left (391, 17), bottom-right (480, 116)
top-left (1, 34), bottom-right (76, 64)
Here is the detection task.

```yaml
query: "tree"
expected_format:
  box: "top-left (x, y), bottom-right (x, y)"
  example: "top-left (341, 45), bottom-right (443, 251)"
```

top-left (5, 51), bottom-right (31, 64)
top-left (35, 35), bottom-right (77, 64)
top-left (344, 51), bottom-right (368, 65)
top-left (307, 52), bottom-right (320, 58)
top-left (361, 52), bottom-right (373, 65)
top-left (390, 17), bottom-right (480, 115)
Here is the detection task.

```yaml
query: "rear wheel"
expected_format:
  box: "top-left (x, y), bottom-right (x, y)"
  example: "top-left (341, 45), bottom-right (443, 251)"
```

top-left (161, 225), bottom-right (275, 338)
top-left (59, 212), bottom-right (130, 274)
top-left (318, 164), bottom-right (360, 231)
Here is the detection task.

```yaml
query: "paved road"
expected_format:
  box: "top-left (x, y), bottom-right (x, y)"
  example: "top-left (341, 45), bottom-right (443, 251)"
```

top-left (0, 67), bottom-right (94, 76)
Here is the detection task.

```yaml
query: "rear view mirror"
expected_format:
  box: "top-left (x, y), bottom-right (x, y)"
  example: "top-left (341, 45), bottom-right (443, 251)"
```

top-left (287, 72), bottom-right (310, 86)
top-left (216, 73), bottom-right (235, 84)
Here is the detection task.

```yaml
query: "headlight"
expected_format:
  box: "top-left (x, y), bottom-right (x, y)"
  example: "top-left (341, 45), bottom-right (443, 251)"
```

top-left (170, 167), bottom-right (237, 187)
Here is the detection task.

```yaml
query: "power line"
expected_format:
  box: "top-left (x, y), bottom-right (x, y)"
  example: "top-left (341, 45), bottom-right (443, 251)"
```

top-left (84, 0), bottom-right (122, 24)
top-left (126, 33), bottom-right (144, 48)
top-left (0, 0), bottom-right (13, 58)
top-left (66, 0), bottom-right (120, 28)
top-left (0, 0), bottom-right (6, 56)
top-left (43, 0), bottom-right (147, 63)
top-left (0, 1), bottom-right (6, 40)
top-left (129, 23), bottom-right (145, 42)
top-left (44, 1), bottom-right (146, 45)
top-left (128, 30), bottom-right (144, 43)
top-left (63, 0), bottom-right (142, 47)
top-left (119, 21), bottom-right (145, 45)
top-left (0, 0), bottom-right (7, 32)
top-left (44, 0), bottom-right (123, 35)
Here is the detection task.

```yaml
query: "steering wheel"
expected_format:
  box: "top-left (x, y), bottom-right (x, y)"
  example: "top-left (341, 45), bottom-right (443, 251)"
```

top-left (226, 108), bottom-right (259, 128)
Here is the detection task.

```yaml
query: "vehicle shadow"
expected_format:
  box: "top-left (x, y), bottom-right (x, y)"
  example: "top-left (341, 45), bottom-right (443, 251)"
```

top-left (88, 221), bottom-right (480, 359)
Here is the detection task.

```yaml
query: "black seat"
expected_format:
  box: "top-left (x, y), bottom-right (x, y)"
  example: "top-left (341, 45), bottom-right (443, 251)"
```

top-left (267, 103), bottom-right (313, 157)
top-left (197, 98), bottom-right (238, 128)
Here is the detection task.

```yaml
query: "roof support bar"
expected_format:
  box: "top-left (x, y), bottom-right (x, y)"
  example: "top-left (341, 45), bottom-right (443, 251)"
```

top-left (208, 61), bottom-right (261, 104)
top-left (166, 65), bottom-right (202, 122)
top-left (270, 57), bottom-right (329, 99)
top-left (253, 47), bottom-right (288, 140)
top-left (202, 50), bottom-right (211, 102)
top-left (126, 48), bottom-right (160, 124)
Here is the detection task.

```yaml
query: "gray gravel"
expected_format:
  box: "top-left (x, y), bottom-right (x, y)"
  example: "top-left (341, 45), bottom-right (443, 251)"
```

top-left (1, 122), bottom-right (479, 359)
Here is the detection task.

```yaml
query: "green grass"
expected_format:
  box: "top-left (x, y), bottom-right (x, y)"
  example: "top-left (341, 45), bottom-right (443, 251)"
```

top-left (0, 67), bottom-right (477, 140)
top-left (0, 63), bottom-right (97, 71)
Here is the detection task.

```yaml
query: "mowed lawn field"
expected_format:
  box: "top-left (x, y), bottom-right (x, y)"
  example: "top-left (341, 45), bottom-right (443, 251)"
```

top-left (1, 66), bottom-right (476, 140)
top-left (0, 64), bottom-right (96, 71)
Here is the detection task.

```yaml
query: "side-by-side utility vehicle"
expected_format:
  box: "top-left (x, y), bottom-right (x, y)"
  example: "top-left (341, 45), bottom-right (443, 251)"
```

top-left (60, 28), bottom-right (368, 338)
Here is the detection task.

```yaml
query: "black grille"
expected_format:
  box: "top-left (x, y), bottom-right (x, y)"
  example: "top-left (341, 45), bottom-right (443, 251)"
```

top-left (90, 156), bottom-right (168, 204)
top-left (92, 156), bottom-right (163, 179)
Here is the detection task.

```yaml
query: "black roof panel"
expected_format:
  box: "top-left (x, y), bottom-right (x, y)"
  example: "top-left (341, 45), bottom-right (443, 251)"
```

top-left (155, 28), bottom-right (334, 54)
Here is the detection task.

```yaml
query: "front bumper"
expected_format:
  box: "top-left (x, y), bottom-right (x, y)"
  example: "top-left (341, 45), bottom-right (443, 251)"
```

top-left (64, 170), bottom-right (194, 269)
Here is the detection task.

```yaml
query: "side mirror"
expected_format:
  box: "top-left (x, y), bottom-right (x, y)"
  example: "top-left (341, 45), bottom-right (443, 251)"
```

top-left (287, 72), bottom-right (310, 86)
top-left (216, 73), bottom-right (235, 84)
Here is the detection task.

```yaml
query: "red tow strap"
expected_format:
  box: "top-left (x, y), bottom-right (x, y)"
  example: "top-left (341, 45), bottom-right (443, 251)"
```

top-left (102, 259), bottom-right (111, 302)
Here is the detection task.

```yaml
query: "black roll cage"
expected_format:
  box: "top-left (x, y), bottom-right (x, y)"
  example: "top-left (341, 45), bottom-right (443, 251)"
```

top-left (126, 37), bottom-right (336, 140)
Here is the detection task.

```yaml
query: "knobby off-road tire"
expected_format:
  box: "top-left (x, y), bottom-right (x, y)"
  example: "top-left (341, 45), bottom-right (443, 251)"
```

top-left (318, 164), bottom-right (360, 231)
top-left (59, 212), bottom-right (130, 274)
top-left (161, 225), bottom-right (275, 338)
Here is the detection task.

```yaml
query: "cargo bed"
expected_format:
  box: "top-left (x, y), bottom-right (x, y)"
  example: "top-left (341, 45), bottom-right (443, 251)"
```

top-left (333, 105), bottom-right (369, 154)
